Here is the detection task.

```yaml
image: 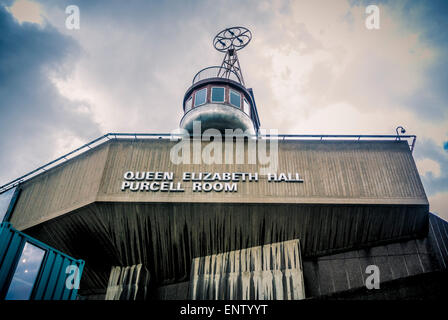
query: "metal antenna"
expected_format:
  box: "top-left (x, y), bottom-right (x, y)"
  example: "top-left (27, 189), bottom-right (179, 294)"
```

top-left (213, 27), bottom-right (252, 86)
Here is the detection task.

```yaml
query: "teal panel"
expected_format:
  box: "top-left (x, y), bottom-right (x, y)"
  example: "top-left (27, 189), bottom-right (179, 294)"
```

top-left (32, 251), bottom-right (55, 300)
top-left (0, 222), bottom-right (84, 300)
top-left (52, 257), bottom-right (71, 300)
top-left (68, 261), bottom-right (84, 300)
top-left (43, 255), bottom-right (63, 300)
top-left (62, 260), bottom-right (83, 300)
top-left (0, 225), bottom-right (13, 266)
top-left (0, 233), bottom-right (24, 295)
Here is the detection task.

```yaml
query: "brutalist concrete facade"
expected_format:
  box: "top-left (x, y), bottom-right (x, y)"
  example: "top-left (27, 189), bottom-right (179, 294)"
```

top-left (3, 137), bottom-right (445, 299)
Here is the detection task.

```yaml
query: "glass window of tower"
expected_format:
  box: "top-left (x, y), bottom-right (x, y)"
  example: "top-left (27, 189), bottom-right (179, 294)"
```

top-left (5, 242), bottom-right (46, 300)
top-left (230, 90), bottom-right (241, 108)
top-left (243, 99), bottom-right (251, 117)
top-left (194, 88), bottom-right (207, 107)
top-left (185, 96), bottom-right (192, 111)
top-left (211, 87), bottom-right (225, 103)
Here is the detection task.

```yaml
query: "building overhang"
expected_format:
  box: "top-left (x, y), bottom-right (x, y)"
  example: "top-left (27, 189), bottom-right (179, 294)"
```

top-left (2, 136), bottom-right (428, 295)
top-left (180, 103), bottom-right (256, 134)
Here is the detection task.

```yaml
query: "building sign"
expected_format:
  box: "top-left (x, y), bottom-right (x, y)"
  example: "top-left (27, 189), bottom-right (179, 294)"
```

top-left (120, 171), bottom-right (304, 193)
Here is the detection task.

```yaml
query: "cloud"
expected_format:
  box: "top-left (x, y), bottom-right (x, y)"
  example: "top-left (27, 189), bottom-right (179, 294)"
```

top-left (7, 0), bottom-right (43, 24)
top-left (0, 5), bottom-right (100, 184)
top-left (416, 158), bottom-right (441, 178)
top-left (429, 192), bottom-right (448, 222)
top-left (414, 138), bottom-right (448, 196)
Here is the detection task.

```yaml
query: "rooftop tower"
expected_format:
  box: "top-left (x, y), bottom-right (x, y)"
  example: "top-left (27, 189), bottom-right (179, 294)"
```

top-left (179, 27), bottom-right (260, 135)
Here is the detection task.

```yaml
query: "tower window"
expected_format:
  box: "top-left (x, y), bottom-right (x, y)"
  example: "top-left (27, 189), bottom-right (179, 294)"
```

top-left (211, 87), bottom-right (225, 103)
top-left (230, 90), bottom-right (241, 108)
top-left (243, 98), bottom-right (251, 117)
top-left (194, 88), bottom-right (207, 107)
top-left (185, 96), bottom-right (192, 112)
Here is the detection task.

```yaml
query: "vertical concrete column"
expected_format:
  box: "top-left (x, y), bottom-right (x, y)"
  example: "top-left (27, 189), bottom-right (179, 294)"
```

top-left (189, 239), bottom-right (306, 300)
top-left (105, 264), bottom-right (150, 300)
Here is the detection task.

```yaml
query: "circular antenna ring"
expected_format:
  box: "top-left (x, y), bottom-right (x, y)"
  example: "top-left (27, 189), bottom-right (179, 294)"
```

top-left (213, 26), bottom-right (252, 53)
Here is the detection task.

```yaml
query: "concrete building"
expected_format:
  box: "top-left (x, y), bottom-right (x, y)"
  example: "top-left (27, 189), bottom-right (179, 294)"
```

top-left (0, 27), bottom-right (446, 300)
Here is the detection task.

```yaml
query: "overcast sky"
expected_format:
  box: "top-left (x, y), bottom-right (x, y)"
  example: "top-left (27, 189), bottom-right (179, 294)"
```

top-left (0, 0), bottom-right (447, 219)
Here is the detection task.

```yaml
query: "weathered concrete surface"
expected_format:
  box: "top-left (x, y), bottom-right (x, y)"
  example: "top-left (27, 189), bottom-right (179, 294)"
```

top-left (10, 139), bottom-right (428, 230)
top-left (105, 264), bottom-right (150, 300)
top-left (189, 239), bottom-right (306, 300)
top-left (6, 139), bottom-right (430, 295)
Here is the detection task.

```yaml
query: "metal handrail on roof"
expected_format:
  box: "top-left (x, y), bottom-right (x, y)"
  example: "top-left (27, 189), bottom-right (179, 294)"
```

top-left (0, 133), bottom-right (417, 194)
top-left (192, 66), bottom-right (242, 85)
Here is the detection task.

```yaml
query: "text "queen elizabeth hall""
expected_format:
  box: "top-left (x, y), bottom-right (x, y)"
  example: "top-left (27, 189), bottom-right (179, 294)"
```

top-left (120, 171), bottom-right (304, 193)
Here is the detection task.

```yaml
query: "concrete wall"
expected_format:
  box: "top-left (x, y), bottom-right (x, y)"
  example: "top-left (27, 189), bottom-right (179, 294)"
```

top-left (7, 138), bottom-right (430, 294)
top-left (11, 142), bottom-right (110, 229)
top-left (10, 139), bottom-right (428, 230)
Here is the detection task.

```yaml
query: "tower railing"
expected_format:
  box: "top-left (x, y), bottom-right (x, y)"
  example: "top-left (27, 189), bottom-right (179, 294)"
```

top-left (0, 133), bottom-right (416, 194)
top-left (192, 66), bottom-right (242, 85)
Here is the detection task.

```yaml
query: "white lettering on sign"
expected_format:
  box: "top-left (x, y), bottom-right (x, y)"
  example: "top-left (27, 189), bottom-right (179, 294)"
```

top-left (120, 171), bottom-right (304, 193)
top-left (123, 171), bottom-right (173, 181)
top-left (267, 173), bottom-right (304, 182)
top-left (182, 172), bottom-right (258, 182)
top-left (192, 182), bottom-right (238, 192)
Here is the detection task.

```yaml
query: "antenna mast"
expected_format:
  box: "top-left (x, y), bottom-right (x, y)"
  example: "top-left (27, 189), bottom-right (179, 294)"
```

top-left (213, 27), bottom-right (252, 86)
